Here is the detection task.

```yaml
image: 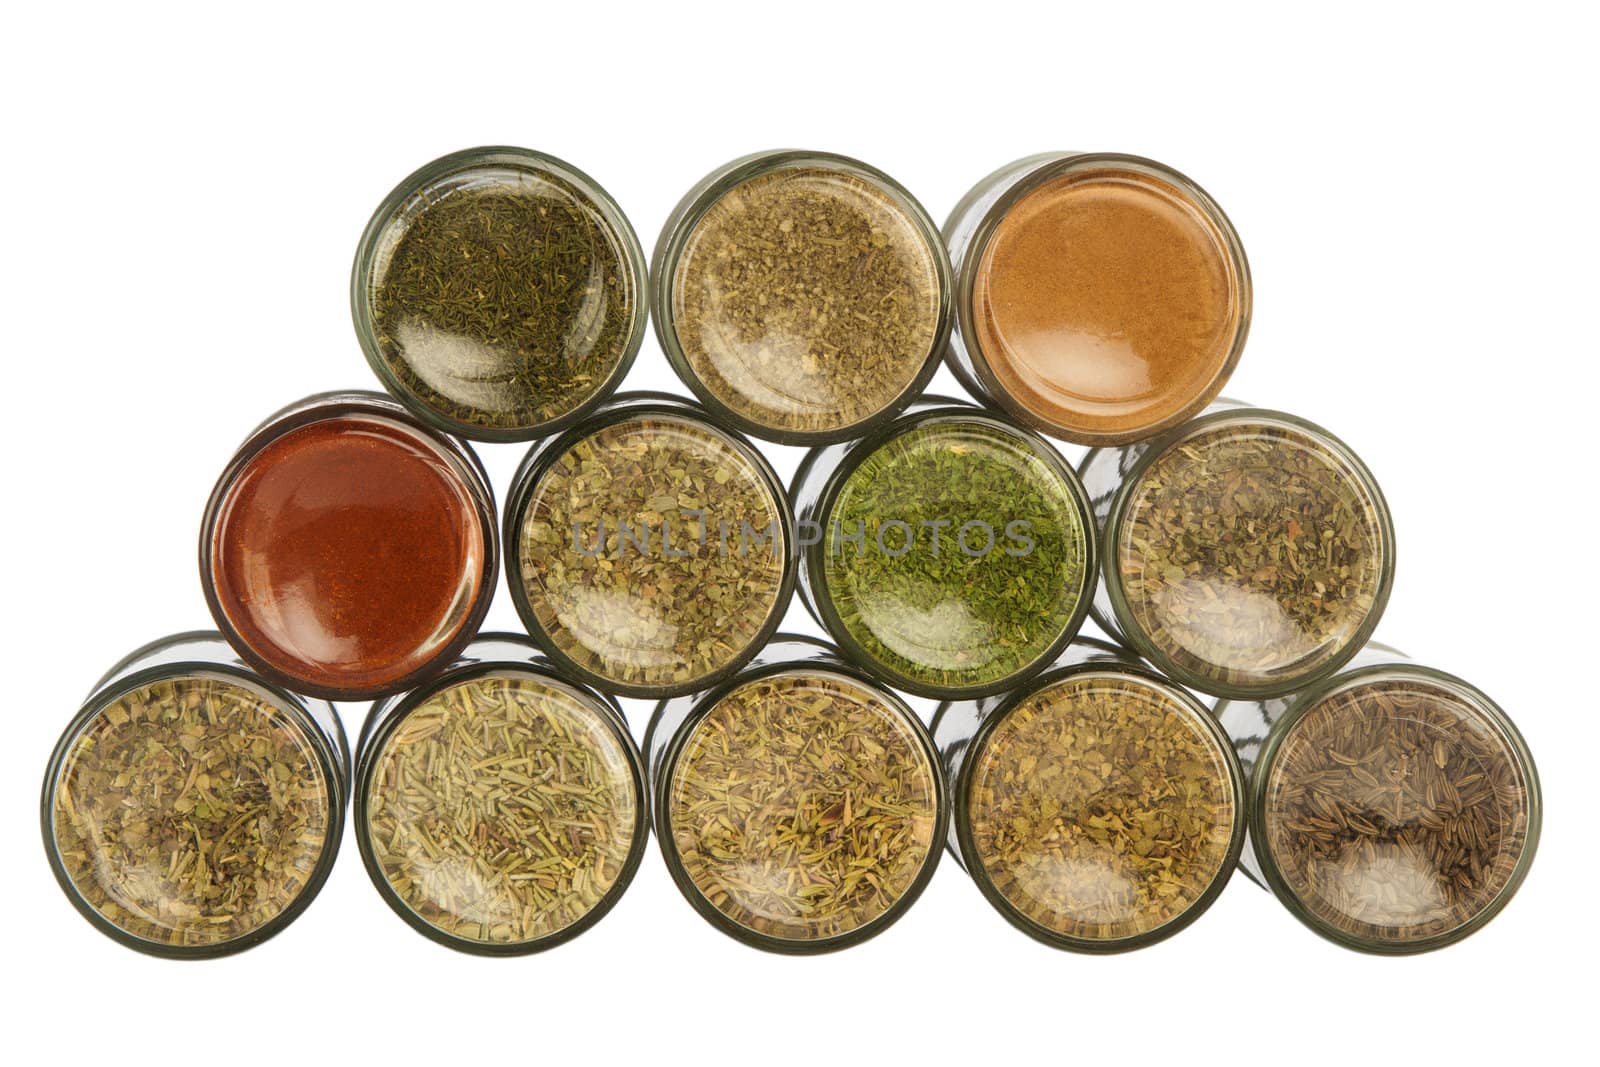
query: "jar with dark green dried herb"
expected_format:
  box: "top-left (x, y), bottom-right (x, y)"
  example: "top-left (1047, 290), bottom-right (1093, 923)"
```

top-left (792, 398), bottom-right (1096, 699)
top-left (653, 151), bottom-right (952, 445)
top-left (933, 637), bottom-right (1245, 952)
top-left (352, 147), bottom-right (648, 441)
top-left (354, 634), bottom-right (648, 955)
top-left (645, 635), bottom-right (947, 953)
top-left (1081, 402), bottom-right (1395, 699)
top-left (41, 633), bottom-right (349, 959)
top-left (1217, 642), bottom-right (1541, 954)
top-left (505, 392), bottom-right (796, 699)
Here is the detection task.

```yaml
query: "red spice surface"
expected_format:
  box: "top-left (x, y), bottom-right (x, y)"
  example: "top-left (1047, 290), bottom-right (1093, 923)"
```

top-left (210, 415), bottom-right (485, 693)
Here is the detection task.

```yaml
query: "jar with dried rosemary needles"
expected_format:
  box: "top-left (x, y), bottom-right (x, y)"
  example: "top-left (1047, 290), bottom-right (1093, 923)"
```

top-left (933, 637), bottom-right (1245, 952)
top-left (792, 398), bottom-right (1096, 699)
top-left (354, 634), bottom-right (647, 955)
top-left (652, 150), bottom-right (952, 445)
top-left (505, 392), bottom-right (796, 699)
top-left (1081, 402), bottom-right (1395, 700)
top-left (41, 633), bottom-right (349, 959)
top-left (645, 635), bottom-right (947, 953)
top-left (352, 146), bottom-right (648, 441)
top-left (1216, 642), bottom-right (1541, 954)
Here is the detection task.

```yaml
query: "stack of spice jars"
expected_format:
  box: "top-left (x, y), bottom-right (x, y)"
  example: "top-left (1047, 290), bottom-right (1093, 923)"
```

top-left (42, 144), bottom-right (1539, 960)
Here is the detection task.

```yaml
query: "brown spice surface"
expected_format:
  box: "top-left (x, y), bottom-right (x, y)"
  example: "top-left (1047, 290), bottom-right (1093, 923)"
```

top-left (967, 673), bottom-right (1236, 942)
top-left (365, 674), bottom-right (639, 945)
top-left (50, 676), bottom-right (331, 948)
top-left (1262, 678), bottom-right (1534, 944)
top-left (972, 167), bottom-right (1242, 440)
top-left (667, 671), bottom-right (938, 941)
top-left (671, 165), bottom-right (941, 434)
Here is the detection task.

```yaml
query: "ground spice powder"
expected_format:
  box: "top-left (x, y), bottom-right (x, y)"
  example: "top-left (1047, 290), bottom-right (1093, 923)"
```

top-left (972, 165), bottom-right (1244, 442)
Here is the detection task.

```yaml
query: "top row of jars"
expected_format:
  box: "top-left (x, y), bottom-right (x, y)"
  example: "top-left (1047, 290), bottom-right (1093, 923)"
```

top-left (351, 146), bottom-right (1250, 447)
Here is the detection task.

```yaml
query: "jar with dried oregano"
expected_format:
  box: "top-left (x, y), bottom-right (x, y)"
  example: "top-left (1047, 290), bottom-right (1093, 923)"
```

top-left (652, 150), bottom-right (952, 445)
top-left (352, 146), bottom-right (648, 441)
top-left (933, 637), bottom-right (1245, 952)
top-left (42, 633), bottom-right (349, 959)
top-left (505, 392), bottom-right (796, 699)
top-left (945, 152), bottom-right (1251, 445)
top-left (792, 397), bottom-right (1096, 699)
top-left (1081, 402), bottom-right (1395, 700)
top-left (645, 635), bottom-right (947, 953)
top-left (354, 633), bottom-right (648, 955)
top-left (1216, 642), bottom-right (1541, 954)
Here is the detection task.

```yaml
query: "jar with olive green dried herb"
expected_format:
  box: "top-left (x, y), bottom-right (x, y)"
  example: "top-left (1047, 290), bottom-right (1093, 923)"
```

top-left (354, 633), bottom-right (647, 955)
top-left (42, 633), bottom-right (349, 959)
top-left (1080, 401), bottom-right (1395, 700)
top-left (933, 637), bottom-right (1245, 952)
top-left (645, 635), bottom-right (947, 953)
top-left (653, 150), bottom-right (952, 445)
top-left (1216, 642), bottom-right (1541, 954)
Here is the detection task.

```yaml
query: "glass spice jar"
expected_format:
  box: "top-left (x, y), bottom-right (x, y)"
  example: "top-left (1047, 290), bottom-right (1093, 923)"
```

top-left (945, 152), bottom-right (1251, 445)
top-left (353, 633), bottom-right (648, 955)
top-left (645, 634), bottom-right (947, 954)
top-left (1080, 401), bottom-right (1395, 700)
top-left (791, 397), bottom-right (1096, 700)
top-left (200, 391), bottom-right (499, 702)
top-left (1216, 643), bottom-right (1541, 954)
top-left (41, 632), bottom-right (349, 959)
top-left (933, 637), bottom-right (1245, 952)
top-left (652, 150), bottom-right (953, 445)
top-left (352, 146), bottom-right (648, 442)
top-left (504, 391), bottom-right (796, 700)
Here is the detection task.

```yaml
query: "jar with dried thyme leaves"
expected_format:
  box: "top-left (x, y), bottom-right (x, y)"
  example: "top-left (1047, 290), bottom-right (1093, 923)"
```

top-left (1081, 402), bottom-right (1395, 699)
top-left (352, 146), bottom-right (648, 441)
top-left (354, 634), bottom-right (647, 954)
top-left (505, 392), bottom-right (796, 699)
top-left (792, 398), bottom-right (1096, 699)
top-left (933, 637), bottom-right (1244, 951)
top-left (41, 633), bottom-right (348, 959)
top-left (652, 150), bottom-right (952, 445)
top-left (645, 635), bottom-right (946, 953)
top-left (1216, 643), bottom-right (1541, 953)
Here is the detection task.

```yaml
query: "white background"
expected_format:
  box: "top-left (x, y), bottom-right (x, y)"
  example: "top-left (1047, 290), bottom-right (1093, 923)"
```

top-left (3, 3), bottom-right (1593, 1063)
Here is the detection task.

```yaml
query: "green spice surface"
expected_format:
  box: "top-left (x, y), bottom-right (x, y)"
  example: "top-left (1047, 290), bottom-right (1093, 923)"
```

top-left (667, 671), bottom-right (938, 941)
top-left (670, 164), bottom-right (942, 434)
top-left (49, 676), bottom-right (331, 948)
top-left (821, 419), bottom-right (1088, 690)
top-left (365, 674), bottom-right (639, 946)
top-left (1115, 418), bottom-right (1387, 691)
top-left (364, 163), bottom-right (638, 433)
top-left (1262, 678), bottom-right (1534, 945)
top-left (968, 673), bottom-right (1237, 942)
top-left (517, 414), bottom-right (786, 692)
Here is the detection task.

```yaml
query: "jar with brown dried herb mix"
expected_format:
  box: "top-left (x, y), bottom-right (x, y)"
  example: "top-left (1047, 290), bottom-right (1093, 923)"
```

top-left (945, 152), bottom-right (1250, 445)
top-left (646, 636), bottom-right (946, 953)
top-left (1217, 644), bottom-right (1541, 953)
top-left (934, 638), bottom-right (1244, 951)
top-left (354, 634), bottom-right (647, 954)
top-left (42, 633), bottom-right (348, 958)
top-left (792, 398), bottom-right (1096, 699)
top-left (653, 151), bottom-right (952, 444)
top-left (505, 392), bottom-right (795, 699)
top-left (353, 146), bottom-right (648, 441)
top-left (1081, 404), bottom-right (1394, 699)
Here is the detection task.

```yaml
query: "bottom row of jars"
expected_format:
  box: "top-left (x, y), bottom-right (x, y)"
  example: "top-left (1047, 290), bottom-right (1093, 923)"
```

top-left (41, 629), bottom-right (1540, 959)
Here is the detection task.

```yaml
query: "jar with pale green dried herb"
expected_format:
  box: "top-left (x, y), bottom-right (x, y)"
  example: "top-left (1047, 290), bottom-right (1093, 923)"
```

top-left (646, 636), bottom-right (946, 953)
top-left (42, 633), bottom-right (348, 959)
top-left (354, 634), bottom-right (647, 954)
top-left (505, 393), bottom-right (795, 699)
top-left (934, 638), bottom-right (1245, 951)
top-left (1081, 403), bottom-right (1395, 699)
